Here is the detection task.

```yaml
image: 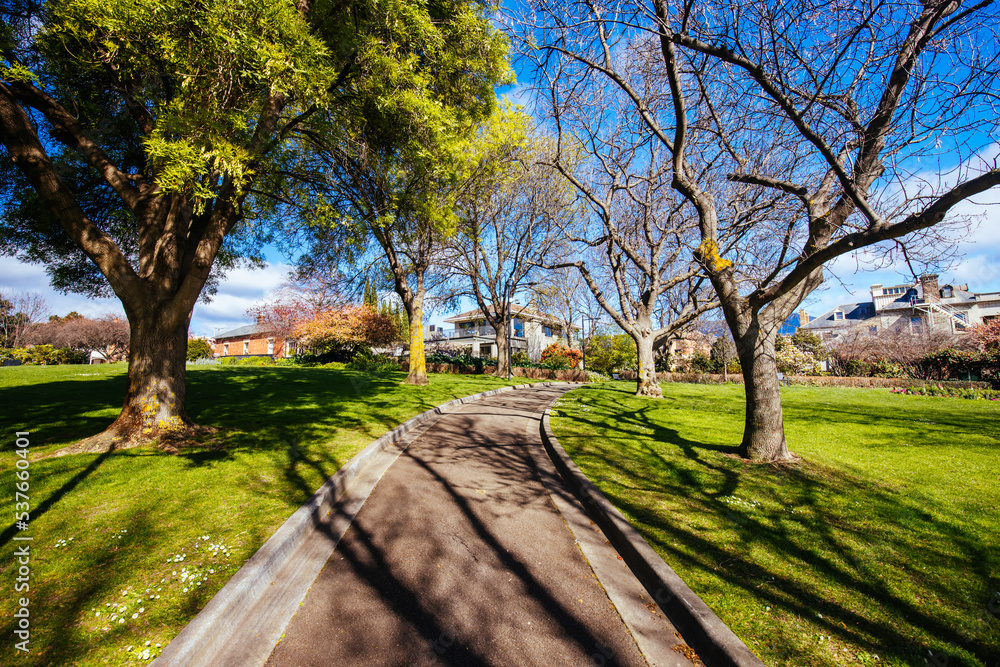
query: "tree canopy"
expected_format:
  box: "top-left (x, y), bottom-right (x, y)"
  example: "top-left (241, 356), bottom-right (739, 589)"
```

top-left (0, 0), bottom-right (512, 449)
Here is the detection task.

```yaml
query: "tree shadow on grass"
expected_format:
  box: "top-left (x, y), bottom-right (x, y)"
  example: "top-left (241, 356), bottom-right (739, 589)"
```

top-left (557, 384), bottom-right (1000, 667)
top-left (0, 449), bottom-right (113, 551)
top-left (0, 374), bottom-right (127, 453)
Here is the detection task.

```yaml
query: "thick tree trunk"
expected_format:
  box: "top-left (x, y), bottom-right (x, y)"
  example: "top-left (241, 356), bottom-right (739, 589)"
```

top-left (58, 306), bottom-right (198, 455)
top-left (494, 324), bottom-right (510, 378)
top-left (405, 299), bottom-right (427, 385)
top-left (635, 331), bottom-right (662, 397)
top-left (734, 329), bottom-right (795, 462)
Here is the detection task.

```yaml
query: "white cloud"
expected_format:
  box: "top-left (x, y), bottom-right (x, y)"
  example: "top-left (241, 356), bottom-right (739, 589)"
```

top-left (191, 263), bottom-right (292, 337)
top-left (0, 257), bottom-right (123, 319)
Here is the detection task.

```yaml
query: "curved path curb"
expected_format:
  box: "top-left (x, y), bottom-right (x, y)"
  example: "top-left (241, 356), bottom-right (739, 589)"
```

top-left (539, 406), bottom-right (766, 667)
top-left (153, 381), bottom-right (558, 667)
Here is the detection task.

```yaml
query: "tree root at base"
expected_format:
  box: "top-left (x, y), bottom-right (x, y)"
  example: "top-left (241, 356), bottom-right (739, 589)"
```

top-left (51, 423), bottom-right (220, 457)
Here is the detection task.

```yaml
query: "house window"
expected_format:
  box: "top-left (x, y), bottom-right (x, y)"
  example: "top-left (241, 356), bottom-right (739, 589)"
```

top-left (285, 341), bottom-right (292, 356)
top-left (243, 341), bottom-right (249, 355)
top-left (267, 338), bottom-right (274, 355)
top-left (543, 325), bottom-right (553, 337)
top-left (223, 343), bottom-right (229, 355)
top-left (910, 317), bottom-right (922, 333)
top-left (834, 311), bottom-right (844, 320)
top-left (513, 319), bottom-right (524, 337)
top-left (942, 286), bottom-right (953, 298)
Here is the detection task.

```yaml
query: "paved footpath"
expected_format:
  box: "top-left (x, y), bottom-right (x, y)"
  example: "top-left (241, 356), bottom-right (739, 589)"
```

top-left (266, 384), bottom-right (687, 667)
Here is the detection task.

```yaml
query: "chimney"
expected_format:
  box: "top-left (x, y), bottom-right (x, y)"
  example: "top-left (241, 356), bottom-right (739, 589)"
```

top-left (799, 309), bottom-right (810, 327)
top-left (920, 274), bottom-right (939, 303)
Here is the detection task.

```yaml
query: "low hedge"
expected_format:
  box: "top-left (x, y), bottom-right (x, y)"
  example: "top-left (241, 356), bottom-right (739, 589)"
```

top-left (217, 356), bottom-right (294, 366)
top-left (625, 371), bottom-right (991, 389)
top-left (402, 360), bottom-right (587, 381)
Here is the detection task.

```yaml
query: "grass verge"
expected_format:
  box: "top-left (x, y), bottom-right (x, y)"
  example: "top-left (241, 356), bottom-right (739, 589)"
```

top-left (0, 364), bottom-right (536, 666)
top-left (550, 381), bottom-right (999, 667)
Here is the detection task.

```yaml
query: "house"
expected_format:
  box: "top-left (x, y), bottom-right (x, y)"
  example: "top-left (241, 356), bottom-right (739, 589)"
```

top-left (801, 274), bottom-right (1000, 341)
top-left (665, 331), bottom-right (714, 361)
top-left (429, 300), bottom-right (577, 361)
top-left (213, 323), bottom-right (293, 359)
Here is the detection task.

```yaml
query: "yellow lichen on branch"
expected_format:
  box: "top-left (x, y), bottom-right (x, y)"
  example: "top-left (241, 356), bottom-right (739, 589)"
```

top-left (696, 239), bottom-right (733, 272)
top-left (408, 306), bottom-right (426, 379)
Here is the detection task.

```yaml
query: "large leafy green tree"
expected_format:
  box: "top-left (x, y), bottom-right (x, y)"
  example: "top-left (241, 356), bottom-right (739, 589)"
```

top-left (287, 76), bottom-right (512, 385)
top-left (0, 0), bottom-right (510, 448)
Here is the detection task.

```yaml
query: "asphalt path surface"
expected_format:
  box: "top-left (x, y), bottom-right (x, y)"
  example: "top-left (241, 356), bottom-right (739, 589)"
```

top-left (265, 383), bottom-right (652, 667)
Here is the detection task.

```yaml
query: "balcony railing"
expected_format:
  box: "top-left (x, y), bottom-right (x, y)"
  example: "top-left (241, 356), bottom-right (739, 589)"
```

top-left (430, 326), bottom-right (526, 339)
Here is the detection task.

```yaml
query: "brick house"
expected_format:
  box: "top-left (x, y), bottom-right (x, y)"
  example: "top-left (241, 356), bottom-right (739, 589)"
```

top-left (213, 323), bottom-right (293, 359)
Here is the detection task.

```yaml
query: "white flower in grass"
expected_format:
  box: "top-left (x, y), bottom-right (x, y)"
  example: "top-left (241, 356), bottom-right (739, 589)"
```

top-left (145, 641), bottom-right (151, 646)
top-left (132, 613), bottom-right (138, 619)
top-left (139, 608), bottom-right (144, 613)
top-left (118, 618), bottom-right (124, 624)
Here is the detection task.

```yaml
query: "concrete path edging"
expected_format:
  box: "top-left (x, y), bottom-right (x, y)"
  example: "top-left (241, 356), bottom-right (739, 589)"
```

top-left (153, 381), bottom-right (555, 667)
top-left (539, 407), bottom-right (766, 667)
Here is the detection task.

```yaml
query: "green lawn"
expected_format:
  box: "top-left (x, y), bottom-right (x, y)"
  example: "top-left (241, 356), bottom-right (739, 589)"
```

top-left (550, 381), bottom-right (999, 667)
top-left (0, 364), bottom-right (534, 666)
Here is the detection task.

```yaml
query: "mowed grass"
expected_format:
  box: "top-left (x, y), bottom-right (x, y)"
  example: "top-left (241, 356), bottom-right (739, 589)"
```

top-left (550, 381), bottom-right (1000, 667)
top-left (0, 364), bottom-right (535, 666)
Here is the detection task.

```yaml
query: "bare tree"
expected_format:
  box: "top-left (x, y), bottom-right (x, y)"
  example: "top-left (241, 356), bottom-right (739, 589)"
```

top-left (515, 0), bottom-right (1000, 460)
top-left (275, 269), bottom-right (350, 315)
top-left (28, 313), bottom-right (130, 360)
top-left (530, 265), bottom-right (590, 347)
top-left (0, 290), bottom-right (49, 349)
top-left (446, 127), bottom-right (572, 377)
top-left (520, 33), bottom-right (718, 396)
